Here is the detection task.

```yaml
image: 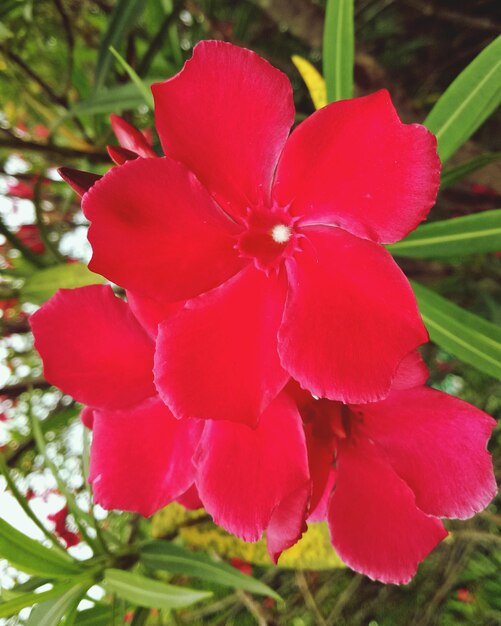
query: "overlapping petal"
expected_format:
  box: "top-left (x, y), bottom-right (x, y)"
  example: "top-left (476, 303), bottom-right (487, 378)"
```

top-left (274, 90), bottom-right (440, 244)
top-left (110, 114), bottom-right (157, 158)
top-left (279, 227), bottom-right (428, 403)
top-left (126, 291), bottom-right (183, 339)
top-left (328, 437), bottom-right (447, 584)
top-left (195, 392), bottom-right (309, 542)
top-left (360, 388), bottom-right (497, 519)
top-left (31, 285), bottom-right (156, 410)
top-left (155, 266), bottom-right (289, 425)
top-left (89, 396), bottom-right (202, 517)
top-left (83, 157), bottom-right (244, 301)
top-left (152, 40), bottom-right (294, 218)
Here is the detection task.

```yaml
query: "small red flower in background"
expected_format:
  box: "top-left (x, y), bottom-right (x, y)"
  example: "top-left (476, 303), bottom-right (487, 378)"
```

top-left (74, 40), bottom-right (439, 427)
top-left (457, 587), bottom-right (475, 603)
top-left (6, 179), bottom-right (34, 200)
top-left (47, 505), bottom-right (80, 548)
top-left (16, 224), bottom-right (45, 254)
top-left (230, 558), bottom-right (253, 576)
top-left (287, 352), bottom-right (496, 584)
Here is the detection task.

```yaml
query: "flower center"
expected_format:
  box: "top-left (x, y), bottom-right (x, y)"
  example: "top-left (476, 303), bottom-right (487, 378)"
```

top-left (271, 224), bottom-right (291, 244)
top-left (235, 205), bottom-right (299, 273)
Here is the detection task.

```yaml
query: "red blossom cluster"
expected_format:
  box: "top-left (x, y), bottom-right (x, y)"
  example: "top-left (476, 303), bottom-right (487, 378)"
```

top-left (31, 41), bottom-right (496, 584)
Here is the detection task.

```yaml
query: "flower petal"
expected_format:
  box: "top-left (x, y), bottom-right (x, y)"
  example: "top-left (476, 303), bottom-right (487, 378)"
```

top-left (274, 90), bottom-right (440, 244)
top-left (328, 437), bottom-right (447, 584)
top-left (90, 396), bottom-right (202, 517)
top-left (360, 387), bottom-right (497, 519)
top-left (195, 392), bottom-right (309, 542)
top-left (152, 40), bottom-right (294, 219)
top-left (176, 484), bottom-right (203, 511)
top-left (155, 266), bottom-right (289, 425)
top-left (266, 483), bottom-right (310, 563)
top-left (83, 157), bottom-right (245, 301)
top-left (110, 114), bottom-right (157, 158)
top-left (31, 285), bottom-right (156, 410)
top-left (391, 351), bottom-right (429, 390)
top-left (80, 406), bottom-right (94, 430)
top-left (126, 291), bottom-right (183, 339)
top-left (58, 167), bottom-right (101, 197)
top-left (279, 227), bottom-right (428, 403)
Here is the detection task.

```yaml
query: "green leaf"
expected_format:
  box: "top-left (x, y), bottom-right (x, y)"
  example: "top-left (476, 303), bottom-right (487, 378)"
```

top-left (0, 518), bottom-right (84, 578)
top-left (0, 583), bottom-right (75, 618)
top-left (103, 569), bottom-right (211, 610)
top-left (69, 82), bottom-right (155, 117)
top-left (26, 584), bottom-right (85, 626)
top-left (73, 606), bottom-right (112, 626)
top-left (323, 0), bottom-right (354, 102)
top-left (109, 46), bottom-right (153, 108)
top-left (441, 152), bottom-right (501, 189)
top-left (425, 35), bottom-right (501, 162)
top-left (412, 281), bottom-right (501, 379)
top-left (21, 263), bottom-right (106, 305)
top-left (95, 0), bottom-right (147, 90)
top-left (140, 541), bottom-right (281, 601)
top-left (388, 209), bottom-right (501, 258)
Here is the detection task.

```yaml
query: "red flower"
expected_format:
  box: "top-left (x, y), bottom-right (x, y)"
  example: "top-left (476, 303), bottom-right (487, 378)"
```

top-left (31, 284), bottom-right (310, 555)
top-left (287, 352), bottom-right (496, 584)
top-left (80, 41), bottom-right (439, 425)
top-left (47, 505), bottom-right (80, 548)
top-left (16, 224), bottom-right (45, 254)
top-left (7, 179), bottom-right (34, 199)
top-left (31, 285), bottom-right (202, 517)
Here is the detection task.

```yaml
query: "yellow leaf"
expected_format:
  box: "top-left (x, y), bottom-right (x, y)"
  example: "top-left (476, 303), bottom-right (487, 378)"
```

top-left (152, 503), bottom-right (344, 570)
top-left (292, 55), bottom-right (327, 110)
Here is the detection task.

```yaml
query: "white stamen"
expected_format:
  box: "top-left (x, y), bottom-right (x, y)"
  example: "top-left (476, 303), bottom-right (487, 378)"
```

top-left (271, 224), bottom-right (291, 244)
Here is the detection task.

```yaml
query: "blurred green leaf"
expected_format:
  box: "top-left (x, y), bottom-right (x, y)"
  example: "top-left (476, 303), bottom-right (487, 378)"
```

top-left (412, 281), bottom-right (501, 379)
top-left (109, 46), bottom-right (153, 108)
top-left (441, 152), bottom-right (501, 189)
top-left (26, 584), bottom-right (85, 626)
top-left (73, 605), bottom-right (112, 626)
top-left (0, 518), bottom-right (83, 578)
top-left (323, 0), bottom-right (354, 102)
top-left (0, 583), bottom-right (75, 618)
top-left (140, 541), bottom-right (281, 600)
top-left (21, 263), bottom-right (106, 305)
top-left (69, 82), bottom-right (157, 117)
top-left (425, 35), bottom-right (501, 162)
top-left (103, 569), bottom-right (212, 610)
top-left (388, 209), bottom-right (501, 258)
top-left (95, 0), bottom-right (147, 90)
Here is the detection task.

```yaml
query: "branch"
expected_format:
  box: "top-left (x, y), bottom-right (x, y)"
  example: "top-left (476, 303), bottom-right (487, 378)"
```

top-left (0, 134), bottom-right (109, 163)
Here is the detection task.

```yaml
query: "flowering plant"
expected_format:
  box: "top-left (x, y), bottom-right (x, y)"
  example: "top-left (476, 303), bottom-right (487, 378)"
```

top-left (0, 1), bottom-right (500, 623)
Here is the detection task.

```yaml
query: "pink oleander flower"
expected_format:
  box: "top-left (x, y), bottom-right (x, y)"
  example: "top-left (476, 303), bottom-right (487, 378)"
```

top-left (30, 285), bottom-right (310, 558)
top-left (287, 353), bottom-right (497, 584)
top-left (68, 40), bottom-right (440, 426)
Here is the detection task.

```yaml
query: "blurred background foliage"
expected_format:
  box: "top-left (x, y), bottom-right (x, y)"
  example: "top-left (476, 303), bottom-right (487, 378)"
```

top-left (0, 0), bottom-right (500, 624)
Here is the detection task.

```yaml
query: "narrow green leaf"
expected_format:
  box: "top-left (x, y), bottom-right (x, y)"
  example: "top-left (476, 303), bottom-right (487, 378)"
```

top-left (73, 605), bottom-right (112, 626)
top-left (441, 152), bottom-right (501, 189)
top-left (388, 209), bottom-right (501, 258)
top-left (95, 0), bottom-right (147, 90)
top-left (69, 83), bottom-right (156, 117)
top-left (109, 46), bottom-right (153, 108)
top-left (0, 518), bottom-right (83, 578)
top-left (21, 263), bottom-right (106, 305)
top-left (412, 281), bottom-right (501, 379)
top-left (26, 584), bottom-right (85, 626)
top-left (140, 541), bottom-right (281, 601)
top-left (425, 35), bottom-right (501, 162)
top-left (0, 584), bottom-right (74, 618)
top-left (323, 0), bottom-right (354, 102)
top-left (104, 569), bottom-right (211, 610)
